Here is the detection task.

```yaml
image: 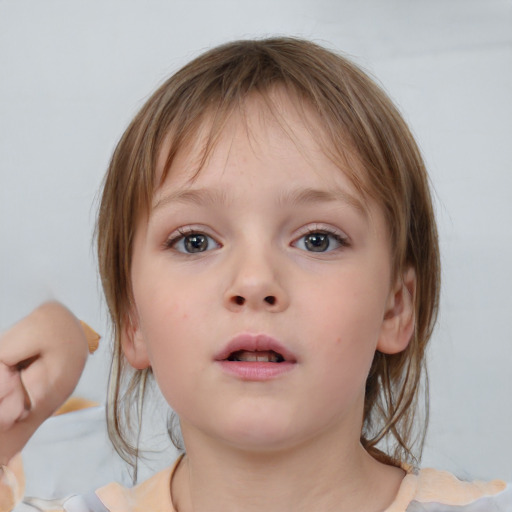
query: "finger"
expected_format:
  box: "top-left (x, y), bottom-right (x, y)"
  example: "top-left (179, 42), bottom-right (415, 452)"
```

top-left (0, 363), bottom-right (16, 401)
top-left (18, 372), bottom-right (33, 415)
top-left (0, 362), bottom-right (30, 430)
top-left (18, 358), bottom-right (48, 415)
top-left (0, 325), bottom-right (41, 369)
top-left (0, 386), bottom-right (27, 431)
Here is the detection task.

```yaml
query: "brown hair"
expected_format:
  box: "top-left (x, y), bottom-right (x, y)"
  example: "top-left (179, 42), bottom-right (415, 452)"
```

top-left (97, 37), bottom-right (440, 470)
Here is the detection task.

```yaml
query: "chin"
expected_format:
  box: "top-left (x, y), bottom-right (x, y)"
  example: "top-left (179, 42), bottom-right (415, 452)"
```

top-left (217, 415), bottom-right (302, 453)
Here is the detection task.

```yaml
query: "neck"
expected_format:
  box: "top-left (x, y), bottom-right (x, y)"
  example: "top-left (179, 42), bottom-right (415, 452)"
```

top-left (171, 423), bottom-right (404, 512)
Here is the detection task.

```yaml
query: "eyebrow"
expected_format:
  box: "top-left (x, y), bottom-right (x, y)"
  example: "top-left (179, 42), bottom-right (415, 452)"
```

top-left (152, 188), bottom-right (230, 212)
top-left (278, 187), bottom-right (366, 215)
top-left (152, 186), bottom-right (366, 215)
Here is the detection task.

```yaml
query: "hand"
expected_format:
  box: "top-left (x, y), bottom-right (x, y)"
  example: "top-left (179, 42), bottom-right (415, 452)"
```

top-left (0, 361), bottom-right (30, 431)
top-left (0, 302), bottom-right (91, 466)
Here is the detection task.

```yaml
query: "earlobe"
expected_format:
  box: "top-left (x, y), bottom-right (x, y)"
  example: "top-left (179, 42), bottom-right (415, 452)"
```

top-left (121, 312), bottom-right (151, 370)
top-left (377, 267), bottom-right (417, 355)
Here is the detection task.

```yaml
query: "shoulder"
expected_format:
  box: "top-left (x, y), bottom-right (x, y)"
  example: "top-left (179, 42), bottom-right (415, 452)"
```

top-left (93, 465), bottom-right (176, 512)
top-left (387, 467), bottom-right (512, 511)
top-left (91, 455), bottom-right (185, 512)
top-left (13, 465), bottom-right (176, 512)
top-left (62, 463), bottom-right (512, 512)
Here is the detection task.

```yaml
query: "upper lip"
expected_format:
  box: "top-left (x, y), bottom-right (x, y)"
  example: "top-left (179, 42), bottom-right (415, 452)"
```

top-left (214, 333), bottom-right (297, 363)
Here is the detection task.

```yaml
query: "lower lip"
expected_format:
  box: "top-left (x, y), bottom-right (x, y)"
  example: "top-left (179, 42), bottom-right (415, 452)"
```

top-left (217, 361), bottom-right (295, 380)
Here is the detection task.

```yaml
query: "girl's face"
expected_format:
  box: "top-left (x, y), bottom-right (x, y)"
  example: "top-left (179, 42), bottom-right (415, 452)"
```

top-left (124, 94), bottom-right (414, 453)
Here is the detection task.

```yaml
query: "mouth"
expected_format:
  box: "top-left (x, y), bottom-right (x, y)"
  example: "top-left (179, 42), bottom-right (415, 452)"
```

top-left (227, 350), bottom-right (285, 363)
top-left (215, 333), bottom-right (296, 363)
top-left (215, 334), bottom-right (296, 380)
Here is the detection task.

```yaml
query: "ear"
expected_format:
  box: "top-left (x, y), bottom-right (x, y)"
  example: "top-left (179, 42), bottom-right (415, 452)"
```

top-left (377, 267), bottom-right (417, 355)
top-left (121, 310), bottom-right (151, 370)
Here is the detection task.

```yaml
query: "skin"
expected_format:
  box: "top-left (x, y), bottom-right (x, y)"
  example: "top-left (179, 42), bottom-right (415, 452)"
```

top-left (124, 92), bottom-right (416, 512)
top-left (0, 302), bottom-right (89, 466)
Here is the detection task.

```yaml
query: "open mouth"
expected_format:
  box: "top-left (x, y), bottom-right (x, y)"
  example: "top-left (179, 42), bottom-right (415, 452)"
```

top-left (227, 350), bottom-right (285, 363)
top-left (214, 333), bottom-right (296, 367)
top-left (216, 335), bottom-right (295, 379)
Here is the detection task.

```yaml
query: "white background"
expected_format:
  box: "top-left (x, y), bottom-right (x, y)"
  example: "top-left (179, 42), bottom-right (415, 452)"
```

top-left (1, 0), bottom-right (511, 482)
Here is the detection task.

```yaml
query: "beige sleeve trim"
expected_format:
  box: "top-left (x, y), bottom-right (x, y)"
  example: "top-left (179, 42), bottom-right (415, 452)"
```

top-left (96, 464), bottom-right (178, 512)
top-left (384, 467), bottom-right (507, 511)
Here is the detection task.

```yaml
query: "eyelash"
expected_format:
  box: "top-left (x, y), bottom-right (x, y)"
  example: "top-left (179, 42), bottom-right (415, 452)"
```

top-left (165, 228), bottom-right (221, 254)
top-left (293, 227), bottom-right (349, 253)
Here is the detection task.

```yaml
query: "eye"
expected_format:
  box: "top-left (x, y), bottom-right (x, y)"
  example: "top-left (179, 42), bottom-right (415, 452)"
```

top-left (293, 231), bottom-right (347, 253)
top-left (167, 231), bottom-right (220, 254)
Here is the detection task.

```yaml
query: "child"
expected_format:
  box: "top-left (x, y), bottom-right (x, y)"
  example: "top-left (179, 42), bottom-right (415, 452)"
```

top-left (2, 37), bottom-right (511, 511)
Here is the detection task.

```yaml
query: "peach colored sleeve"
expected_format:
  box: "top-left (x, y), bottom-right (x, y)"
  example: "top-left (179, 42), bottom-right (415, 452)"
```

top-left (96, 467), bottom-right (175, 512)
top-left (413, 468), bottom-right (506, 506)
top-left (385, 467), bottom-right (508, 512)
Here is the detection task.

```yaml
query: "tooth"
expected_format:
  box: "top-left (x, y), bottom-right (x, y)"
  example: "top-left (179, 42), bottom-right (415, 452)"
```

top-left (232, 350), bottom-right (283, 362)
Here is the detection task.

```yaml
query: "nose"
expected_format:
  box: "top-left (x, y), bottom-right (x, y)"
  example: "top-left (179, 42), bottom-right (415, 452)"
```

top-left (223, 248), bottom-right (289, 313)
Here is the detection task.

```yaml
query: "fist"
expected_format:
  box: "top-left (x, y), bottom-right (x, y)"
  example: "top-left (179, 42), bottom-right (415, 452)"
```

top-left (0, 302), bottom-right (93, 465)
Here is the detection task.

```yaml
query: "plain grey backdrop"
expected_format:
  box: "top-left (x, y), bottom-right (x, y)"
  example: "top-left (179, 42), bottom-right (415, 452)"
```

top-left (1, 0), bottom-right (511, 482)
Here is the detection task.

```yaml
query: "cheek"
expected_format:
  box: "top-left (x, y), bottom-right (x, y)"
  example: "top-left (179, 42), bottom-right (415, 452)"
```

top-left (139, 309), bottom-right (195, 411)
top-left (134, 260), bottom-right (201, 330)
top-left (305, 273), bottom-right (388, 381)
top-left (133, 283), bottom-right (211, 399)
top-left (138, 300), bottom-right (190, 362)
top-left (311, 273), bottom-right (387, 340)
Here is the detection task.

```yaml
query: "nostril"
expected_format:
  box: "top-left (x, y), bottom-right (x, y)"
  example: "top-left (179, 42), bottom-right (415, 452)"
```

top-left (264, 296), bottom-right (276, 305)
top-left (234, 296), bottom-right (245, 305)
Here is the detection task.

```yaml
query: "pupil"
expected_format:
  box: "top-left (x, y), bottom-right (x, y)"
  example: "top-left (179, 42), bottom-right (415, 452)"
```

top-left (185, 234), bottom-right (208, 253)
top-left (305, 233), bottom-right (329, 252)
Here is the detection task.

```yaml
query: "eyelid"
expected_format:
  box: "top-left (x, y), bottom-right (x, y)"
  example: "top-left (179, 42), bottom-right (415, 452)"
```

top-left (294, 224), bottom-right (349, 242)
top-left (164, 226), bottom-right (222, 253)
top-left (292, 224), bottom-right (350, 252)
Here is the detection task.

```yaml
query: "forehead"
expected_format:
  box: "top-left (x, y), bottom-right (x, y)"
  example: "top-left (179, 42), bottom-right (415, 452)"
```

top-left (154, 90), bottom-right (370, 206)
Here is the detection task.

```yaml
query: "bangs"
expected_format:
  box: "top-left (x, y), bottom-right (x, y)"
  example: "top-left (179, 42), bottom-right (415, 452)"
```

top-left (156, 84), bottom-right (374, 214)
